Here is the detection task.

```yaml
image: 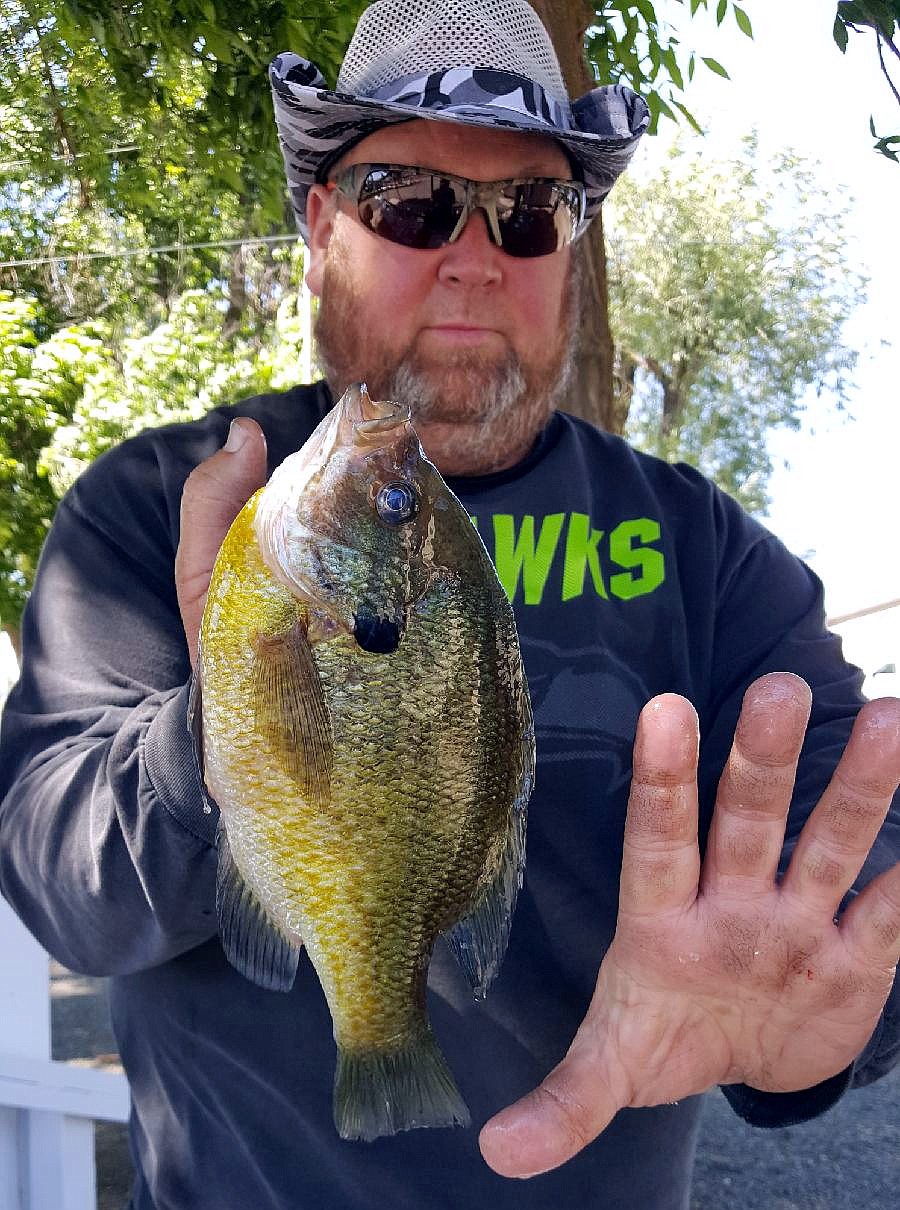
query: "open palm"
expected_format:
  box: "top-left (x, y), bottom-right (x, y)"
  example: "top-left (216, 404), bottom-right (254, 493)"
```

top-left (480, 673), bottom-right (900, 1178)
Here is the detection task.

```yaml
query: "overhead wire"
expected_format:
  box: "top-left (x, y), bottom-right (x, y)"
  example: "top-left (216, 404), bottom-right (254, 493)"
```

top-left (0, 231), bottom-right (770, 273)
top-left (0, 232), bottom-right (302, 270)
top-left (0, 143), bottom-right (143, 172)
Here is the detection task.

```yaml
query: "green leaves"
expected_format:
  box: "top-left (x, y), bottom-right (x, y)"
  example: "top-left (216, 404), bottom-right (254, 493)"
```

top-left (0, 239), bottom-right (310, 625)
top-left (733, 5), bottom-right (753, 36)
top-left (839, 0), bottom-right (898, 36)
top-left (215, 160), bottom-right (245, 194)
top-left (870, 115), bottom-right (900, 159)
top-left (671, 97), bottom-right (705, 134)
top-left (199, 26), bottom-right (235, 64)
top-left (662, 45), bottom-right (684, 90)
top-left (833, 1), bottom-right (900, 162)
top-left (835, 0), bottom-right (898, 37)
top-left (702, 55), bottom-right (730, 78)
top-left (584, 1), bottom-right (747, 137)
top-left (0, 290), bottom-right (113, 625)
top-left (7, 0), bottom-right (372, 236)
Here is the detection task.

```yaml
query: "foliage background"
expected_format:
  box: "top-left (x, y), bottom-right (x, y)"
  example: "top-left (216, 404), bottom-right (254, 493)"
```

top-left (0, 0), bottom-right (875, 634)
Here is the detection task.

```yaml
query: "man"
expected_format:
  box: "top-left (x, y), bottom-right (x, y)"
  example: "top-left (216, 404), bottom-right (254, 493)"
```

top-left (1, 2), bottom-right (898, 1207)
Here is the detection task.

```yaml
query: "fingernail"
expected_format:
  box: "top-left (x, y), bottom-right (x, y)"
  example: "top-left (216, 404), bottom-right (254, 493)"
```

top-left (638, 696), bottom-right (697, 768)
top-left (224, 419), bottom-right (249, 453)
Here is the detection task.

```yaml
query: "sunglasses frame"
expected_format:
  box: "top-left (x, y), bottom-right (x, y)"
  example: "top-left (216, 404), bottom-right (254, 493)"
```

top-left (329, 163), bottom-right (588, 256)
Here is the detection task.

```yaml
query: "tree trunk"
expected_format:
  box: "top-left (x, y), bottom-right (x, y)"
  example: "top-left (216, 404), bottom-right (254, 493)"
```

top-left (27, 4), bottom-right (93, 209)
top-left (222, 242), bottom-right (248, 339)
top-left (531, 0), bottom-right (619, 432)
top-left (624, 350), bottom-right (683, 450)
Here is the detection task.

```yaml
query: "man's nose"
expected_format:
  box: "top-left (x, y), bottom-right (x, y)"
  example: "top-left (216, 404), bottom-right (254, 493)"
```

top-left (437, 209), bottom-right (503, 286)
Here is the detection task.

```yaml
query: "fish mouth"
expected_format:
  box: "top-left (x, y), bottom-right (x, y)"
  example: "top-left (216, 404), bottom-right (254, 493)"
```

top-left (353, 609), bottom-right (403, 655)
top-left (346, 382), bottom-right (411, 440)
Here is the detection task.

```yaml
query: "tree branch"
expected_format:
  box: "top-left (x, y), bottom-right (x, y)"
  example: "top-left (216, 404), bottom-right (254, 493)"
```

top-left (877, 33), bottom-right (900, 106)
top-left (877, 25), bottom-right (900, 66)
top-left (24, 1), bottom-right (93, 208)
top-left (622, 348), bottom-right (684, 436)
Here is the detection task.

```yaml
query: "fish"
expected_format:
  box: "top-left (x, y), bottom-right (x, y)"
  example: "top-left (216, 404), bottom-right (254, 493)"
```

top-left (190, 383), bottom-right (534, 1142)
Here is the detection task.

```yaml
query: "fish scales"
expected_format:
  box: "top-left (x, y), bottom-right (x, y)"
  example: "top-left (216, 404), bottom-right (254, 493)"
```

top-left (195, 384), bottom-right (533, 1140)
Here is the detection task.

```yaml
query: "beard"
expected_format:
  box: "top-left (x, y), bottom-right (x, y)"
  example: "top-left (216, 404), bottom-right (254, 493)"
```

top-left (313, 229), bottom-right (580, 475)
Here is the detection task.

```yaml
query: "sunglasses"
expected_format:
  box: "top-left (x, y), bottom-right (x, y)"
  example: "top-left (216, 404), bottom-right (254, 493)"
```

top-left (329, 163), bottom-right (587, 259)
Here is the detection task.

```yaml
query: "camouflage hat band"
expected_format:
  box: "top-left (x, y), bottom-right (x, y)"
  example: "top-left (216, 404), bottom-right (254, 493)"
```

top-left (269, 52), bottom-right (649, 244)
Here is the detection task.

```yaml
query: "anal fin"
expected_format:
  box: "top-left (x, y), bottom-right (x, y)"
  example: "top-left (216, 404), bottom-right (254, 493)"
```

top-left (216, 824), bottom-right (302, 992)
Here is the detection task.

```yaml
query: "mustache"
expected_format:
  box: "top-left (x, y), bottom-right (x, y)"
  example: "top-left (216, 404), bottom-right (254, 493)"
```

top-left (312, 225), bottom-right (581, 418)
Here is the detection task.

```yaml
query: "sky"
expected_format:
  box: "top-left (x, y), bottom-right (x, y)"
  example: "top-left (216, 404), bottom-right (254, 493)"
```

top-left (631, 0), bottom-right (899, 676)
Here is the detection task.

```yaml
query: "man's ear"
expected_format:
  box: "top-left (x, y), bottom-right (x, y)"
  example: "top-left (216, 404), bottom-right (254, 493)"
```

top-left (305, 184), bottom-right (337, 297)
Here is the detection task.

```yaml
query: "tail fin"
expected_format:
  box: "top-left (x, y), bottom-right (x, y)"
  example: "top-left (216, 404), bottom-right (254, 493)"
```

top-left (334, 1030), bottom-right (470, 1141)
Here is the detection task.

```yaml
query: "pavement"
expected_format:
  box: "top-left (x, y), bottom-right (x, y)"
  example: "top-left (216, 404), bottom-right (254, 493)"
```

top-left (51, 962), bottom-right (899, 1210)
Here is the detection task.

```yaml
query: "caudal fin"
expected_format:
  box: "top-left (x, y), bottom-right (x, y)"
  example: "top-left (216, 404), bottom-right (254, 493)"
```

top-left (334, 1029), bottom-right (470, 1141)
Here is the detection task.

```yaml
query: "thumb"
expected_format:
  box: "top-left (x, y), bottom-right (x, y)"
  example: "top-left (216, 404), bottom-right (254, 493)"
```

top-left (478, 1032), bottom-right (621, 1179)
top-left (176, 417), bottom-right (268, 668)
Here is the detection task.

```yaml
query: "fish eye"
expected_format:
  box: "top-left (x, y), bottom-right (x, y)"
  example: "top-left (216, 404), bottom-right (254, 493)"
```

top-left (375, 481), bottom-right (419, 526)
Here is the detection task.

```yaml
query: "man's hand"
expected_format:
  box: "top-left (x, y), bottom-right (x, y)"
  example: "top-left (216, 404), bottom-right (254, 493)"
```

top-left (175, 417), bottom-right (268, 668)
top-left (480, 673), bottom-right (900, 1178)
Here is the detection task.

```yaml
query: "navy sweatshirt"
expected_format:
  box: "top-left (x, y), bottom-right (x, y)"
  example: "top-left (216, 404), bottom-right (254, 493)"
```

top-left (1, 383), bottom-right (897, 1210)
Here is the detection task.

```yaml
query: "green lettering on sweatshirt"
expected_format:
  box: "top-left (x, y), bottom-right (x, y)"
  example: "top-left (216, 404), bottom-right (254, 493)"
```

top-left (493, 513), bottom-right (565, 605)
top-left (562, 513), bottom-right (607, 601)
top-left (609, 518), bottom-right (666, 600)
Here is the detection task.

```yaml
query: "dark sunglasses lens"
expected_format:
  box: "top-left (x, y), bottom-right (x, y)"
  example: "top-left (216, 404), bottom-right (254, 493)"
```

top-left (359, 173), bottom-right (465, 249)
top-left (496, 182), bottom-right (578, 258)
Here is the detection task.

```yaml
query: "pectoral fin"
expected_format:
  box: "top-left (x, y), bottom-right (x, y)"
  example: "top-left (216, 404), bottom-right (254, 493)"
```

top-left (251, 617), bottom-right (333, 809)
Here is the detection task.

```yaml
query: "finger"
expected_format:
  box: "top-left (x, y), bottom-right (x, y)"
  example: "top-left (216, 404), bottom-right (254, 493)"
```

top-left (702, 673), bottom-right (812, 896)
top-left (175, 418), bottom-right (268, 668)
top-left (619, 694), bottom-right (700, 918)
top-left (839, 860), bottom-right (900, 969)
top-left (781, 697), bottom-right (900, 916)
top-left (479, 1034), bottom-right (620, 1178)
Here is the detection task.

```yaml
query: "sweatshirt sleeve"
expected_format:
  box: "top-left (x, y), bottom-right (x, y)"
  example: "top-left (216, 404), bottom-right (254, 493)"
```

top-left (692, 491), bottom-right (900, 1124)
top-left (0, 433), bottom-right (220, 976)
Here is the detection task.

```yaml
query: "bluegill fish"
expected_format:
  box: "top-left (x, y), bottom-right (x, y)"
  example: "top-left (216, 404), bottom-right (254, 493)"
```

top-left (191, 384), bottom-right (534, 1141)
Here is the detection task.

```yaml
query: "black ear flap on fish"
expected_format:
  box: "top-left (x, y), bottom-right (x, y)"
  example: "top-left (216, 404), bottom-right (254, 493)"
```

top-left (251, 616), bottom-right (334, 809)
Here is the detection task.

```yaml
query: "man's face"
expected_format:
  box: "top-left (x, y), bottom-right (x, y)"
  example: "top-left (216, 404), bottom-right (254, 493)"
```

top-left (305, 119), bottom-right (577, 475)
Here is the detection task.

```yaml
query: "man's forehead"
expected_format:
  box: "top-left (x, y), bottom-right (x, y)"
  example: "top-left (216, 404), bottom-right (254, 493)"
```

top-left (334, 118), bottom-right (573, 180)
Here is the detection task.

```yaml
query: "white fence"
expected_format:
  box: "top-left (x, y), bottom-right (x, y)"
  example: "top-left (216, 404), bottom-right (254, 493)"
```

top-left (0, 897), bottom-right (130, 1210)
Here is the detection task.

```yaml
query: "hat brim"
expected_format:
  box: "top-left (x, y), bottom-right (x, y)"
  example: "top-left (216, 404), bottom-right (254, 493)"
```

top-left (269, 55), bottom-right (649, 243)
